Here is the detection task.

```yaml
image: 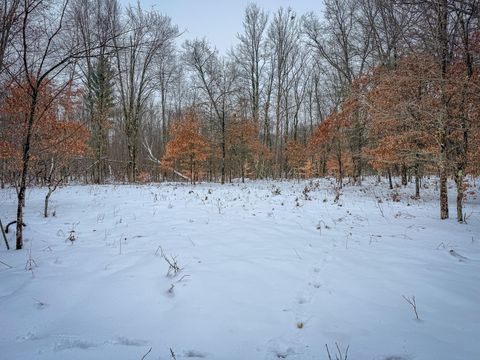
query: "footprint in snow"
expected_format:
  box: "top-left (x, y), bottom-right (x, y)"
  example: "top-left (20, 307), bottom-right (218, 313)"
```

top-left (110, 336), bottom-right (148, 346)
top-left (376, 355), bottom-right (412, 360)
top-left (53, 336), bottom-right (98, 351)
top-left (265, 338), bottom-right (306, 360)
top-left (183, 349), bottom-right (208, 358)
top-left (297, 295), bottom-right (309, 305)
top-left (18, 332), bottom-right (49, 341)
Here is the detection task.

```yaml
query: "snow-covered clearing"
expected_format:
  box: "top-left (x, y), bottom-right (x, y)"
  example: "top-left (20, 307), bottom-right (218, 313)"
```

top-left (1, 178), bottom-right (479, 360)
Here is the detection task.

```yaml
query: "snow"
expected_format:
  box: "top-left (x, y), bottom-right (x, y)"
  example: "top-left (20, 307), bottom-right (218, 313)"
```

top-left (0, 178), bottom-right (479, 360)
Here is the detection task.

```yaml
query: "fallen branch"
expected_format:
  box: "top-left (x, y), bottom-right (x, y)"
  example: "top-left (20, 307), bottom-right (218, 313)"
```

top-left (143, 140), bottom-right (190, 181)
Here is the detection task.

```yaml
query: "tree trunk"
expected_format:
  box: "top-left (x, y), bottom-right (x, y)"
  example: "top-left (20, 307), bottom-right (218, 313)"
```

top-left (1, 160), bottom-right (5, 189)
top-left (190, 156), bottom-right (194, 184)
top-left (401, 165), bottom-right (408, 186)
top-left (387, 168), bottom-right (393, 190)
top-left (338, 156), bottom-right (343, 189)
top-left (221, 114), bottom-right (226, 185)
top-left (16, 90), bottom-right (38, 250)
top-left (438, 0), bottom-right (449, 220)
top-left (455, 169), bottom-right (464, 222)
top-left (241, 160), bottom-right (245, 183)
top-left (415, 164), bottom-right (420, 199)
top-left (44, 189), bottom-right (53, 218)
top-left (439, 165), bottom-right (449, 219)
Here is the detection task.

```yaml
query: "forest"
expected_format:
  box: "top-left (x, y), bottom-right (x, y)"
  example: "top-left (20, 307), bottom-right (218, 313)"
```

top-left (0, 0), bottom-right (479, 250)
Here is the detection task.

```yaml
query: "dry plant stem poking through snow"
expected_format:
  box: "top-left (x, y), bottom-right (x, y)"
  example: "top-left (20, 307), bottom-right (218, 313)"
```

top-left (25, 243), bottom-right (37, 275)
top-left (325, 342), bottom-right (349, 360)
top-left (158, 246), bottom-right (183, 277)
top-left (140, 347), bottom-right (152, 360)
top-left (0, 218), bottom-right (9, 250)
top-left (402, 295), bottom-right (420, 320)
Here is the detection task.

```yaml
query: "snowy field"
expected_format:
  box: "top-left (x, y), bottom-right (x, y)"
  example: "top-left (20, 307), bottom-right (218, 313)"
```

top-left (0, 178), bottom-right (479, 360)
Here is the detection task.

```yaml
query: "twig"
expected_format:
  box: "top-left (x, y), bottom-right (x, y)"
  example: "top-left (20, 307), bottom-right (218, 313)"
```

top-left (159, 246), bottom-right (183, 277)
top-left (402, 295), bottom-right (420, 320)
top-left (325, 342), bottom-right (349, 360)
top-left (326, 344), bottom-right (333, 360)
top-left (0, 259), bottom-right (13, 268)
top-left (169, 348), bottom-right (177, 360)
top-left (141, 347), bottom-right (152, 360)
top-left (336, 342), bottom-right (349, 360)
top-left (293, 248), bottom-right (302, 260)
top-left (32, 297), bottom-right (47, 308)
top-left (176, 274), bottom-right (190, 282)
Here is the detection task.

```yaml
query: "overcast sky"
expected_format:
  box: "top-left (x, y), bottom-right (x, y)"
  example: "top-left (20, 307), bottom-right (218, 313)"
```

top-left (123, 1), bottom-right (325, 53)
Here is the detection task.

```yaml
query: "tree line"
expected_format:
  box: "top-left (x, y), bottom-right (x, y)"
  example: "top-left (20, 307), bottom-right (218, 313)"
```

top-left (0, 0), bottom-right (479, 249)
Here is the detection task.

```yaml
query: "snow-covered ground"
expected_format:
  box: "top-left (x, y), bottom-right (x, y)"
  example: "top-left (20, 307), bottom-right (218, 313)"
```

top-left (0, 178), bottom-right (479, 360)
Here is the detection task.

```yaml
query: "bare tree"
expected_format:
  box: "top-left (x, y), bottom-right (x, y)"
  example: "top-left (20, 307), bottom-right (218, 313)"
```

top-left (183, 39), bottom-right (238, 184)
top-left (113, 4), bottom-right (178, 182)
top-left (450, 0), bottom-right (479, 221)
top-left (12, 0), bottom-right (117, 249)
top-left (0, 0), bottom-right (20, 78)
top-left (304, 0), bottom-right (372, 93)
top-left (358, 0), bottom-right (416, 68)
top-left (235, 4), bottom-right (268, 125)
top-left (73, 0), bottom-right (119, 184)
top-left (156, 44), bottom-right (180, 154)
top-left (267, 7), bottom-right (301, 177)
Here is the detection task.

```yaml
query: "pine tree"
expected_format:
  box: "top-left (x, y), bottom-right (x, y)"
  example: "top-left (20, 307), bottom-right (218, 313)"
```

top-left (85, 55), bottom-right (115, 183)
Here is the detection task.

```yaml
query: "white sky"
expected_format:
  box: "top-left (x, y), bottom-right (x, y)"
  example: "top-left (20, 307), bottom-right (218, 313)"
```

top-left (123, 1), bottom-right (325, 53)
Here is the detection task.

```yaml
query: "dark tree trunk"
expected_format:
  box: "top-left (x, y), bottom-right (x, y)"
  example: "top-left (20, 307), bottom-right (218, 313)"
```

top-left (387, 168), bottom-right (393, 190)
top-left (401, 165), bottom-right (408, 186)
top-left (16, 90), bottom-right (38, 249)
top-left (414, 162), bottom-right (421, 198)
top-left (221, 114), bottom-right (226, 184)
top-left (439, 161), bottom-right (449, 219)
top-left (455, 169), bottom-right (464, 222)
